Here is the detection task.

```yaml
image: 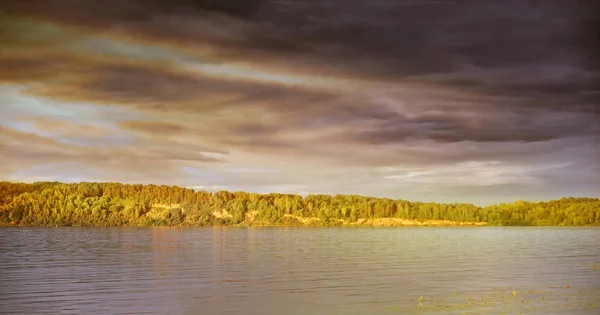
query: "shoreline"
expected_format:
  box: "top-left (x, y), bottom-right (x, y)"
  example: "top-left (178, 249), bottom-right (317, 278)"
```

top-left (4, 222), bottom-right (600, 228)
top-left (1, 218), bottom-right (487, 228)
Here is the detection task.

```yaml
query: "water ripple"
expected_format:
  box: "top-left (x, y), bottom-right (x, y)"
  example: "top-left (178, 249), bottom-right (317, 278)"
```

top-left (1, 227), bottom-right (599, 315)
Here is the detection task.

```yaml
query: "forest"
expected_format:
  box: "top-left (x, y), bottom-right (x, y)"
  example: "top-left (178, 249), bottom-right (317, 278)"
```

top-left (1, 181), bottom-right (599, 227)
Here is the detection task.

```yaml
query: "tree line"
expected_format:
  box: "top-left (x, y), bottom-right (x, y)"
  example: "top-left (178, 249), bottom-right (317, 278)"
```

top-left (1, 181), bottom-right (598, 227)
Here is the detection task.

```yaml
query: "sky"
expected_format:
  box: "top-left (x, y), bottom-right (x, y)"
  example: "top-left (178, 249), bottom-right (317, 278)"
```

top-left (0, 0), bottom-right (598, 205)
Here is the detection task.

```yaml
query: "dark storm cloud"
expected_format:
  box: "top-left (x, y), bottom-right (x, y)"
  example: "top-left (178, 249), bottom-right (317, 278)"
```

top-left (1, 50), bottom-right (595, 148)
top-left (1, 1), bottom-right (588, 69)
top-left (1, 0), bottom-right (599, 200)
top-left (0, 52), bottom-right (335, 113)
top-left (341, 109), bottom-right (597, 144)
top-left (4, 0), bottom-right (597, 109)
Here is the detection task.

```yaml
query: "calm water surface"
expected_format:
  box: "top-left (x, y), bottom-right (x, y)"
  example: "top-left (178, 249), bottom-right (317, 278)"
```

top-left (0, 227), bottom-right (599, 315)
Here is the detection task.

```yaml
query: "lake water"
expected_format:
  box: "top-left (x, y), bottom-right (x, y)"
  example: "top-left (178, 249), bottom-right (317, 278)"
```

top-left (0, 227), bottom-right (599, 315)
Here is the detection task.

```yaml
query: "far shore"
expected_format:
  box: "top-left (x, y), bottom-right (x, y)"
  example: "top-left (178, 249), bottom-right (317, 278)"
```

top-left (1, 217), bottom-right (488, 228)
